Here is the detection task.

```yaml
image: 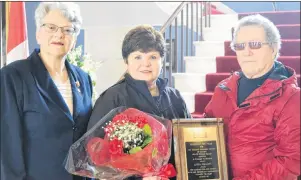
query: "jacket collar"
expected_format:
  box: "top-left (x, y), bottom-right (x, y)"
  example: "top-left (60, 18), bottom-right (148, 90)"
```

top-left (218, 61), bottom-right (298, 108)
top-left (124, 73), bottom-right (168, 94)
top-left (123, 73), bottom-right (168, 114)
top-left (29, 49), bottom-right (83, 123)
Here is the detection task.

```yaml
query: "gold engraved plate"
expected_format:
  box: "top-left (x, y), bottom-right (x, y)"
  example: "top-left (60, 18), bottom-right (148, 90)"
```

top-left (173, 118), bottom-right (228, 180)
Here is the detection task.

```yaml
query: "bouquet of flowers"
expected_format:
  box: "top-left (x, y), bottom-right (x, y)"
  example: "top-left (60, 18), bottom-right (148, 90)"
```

top-left (65, 107), bottom-right (176, 179)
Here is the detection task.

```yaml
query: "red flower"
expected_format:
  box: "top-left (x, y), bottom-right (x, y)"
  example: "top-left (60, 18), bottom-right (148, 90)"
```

top-left (112, 114), bottom-right (128, 124)
top-left (129, 116), bottom-right (147, 128)
top-left (109, 138), bottom-right (124, 158)
top-left (105, 114), bottom-right (147, 136)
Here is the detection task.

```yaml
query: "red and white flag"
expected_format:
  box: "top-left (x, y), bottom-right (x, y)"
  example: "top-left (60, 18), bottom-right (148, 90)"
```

top-left (6, 2), bottom-right (29, 64)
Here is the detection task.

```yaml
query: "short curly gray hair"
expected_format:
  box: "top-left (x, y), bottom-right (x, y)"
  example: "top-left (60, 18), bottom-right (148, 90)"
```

top-left (35, 2), bottom-right (82, 36)
top-left (231, 14), bottom-right (281, 59)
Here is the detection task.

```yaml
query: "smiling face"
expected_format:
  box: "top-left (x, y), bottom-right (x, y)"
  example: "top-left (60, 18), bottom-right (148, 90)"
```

top-left (36, 10), bottom-right (77, 58)
top-left (126, 50), bottom-right (162, 84)
top-left (235, 25), bottom-right (276, 78)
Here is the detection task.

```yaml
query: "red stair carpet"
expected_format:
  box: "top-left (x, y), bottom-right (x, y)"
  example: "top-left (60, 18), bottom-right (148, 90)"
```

top-left (200, 2), bottom-right (224, 15)
top-left (193, 11), bottom-right (301, 118)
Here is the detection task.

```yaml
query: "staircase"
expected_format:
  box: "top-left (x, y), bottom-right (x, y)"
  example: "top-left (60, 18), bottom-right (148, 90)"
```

top-left (172, 10), bottom-right (300, 117)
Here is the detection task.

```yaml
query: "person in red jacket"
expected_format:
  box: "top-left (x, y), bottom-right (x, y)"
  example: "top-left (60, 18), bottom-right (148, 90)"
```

top-left (204, 14), bottom-right (300, 179)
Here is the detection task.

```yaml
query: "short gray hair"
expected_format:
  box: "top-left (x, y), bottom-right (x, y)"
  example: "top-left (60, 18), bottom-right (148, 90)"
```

top-left (231, 14), bottom-right (281, 59)
top-left (35, 2), bottom-right (82, 36)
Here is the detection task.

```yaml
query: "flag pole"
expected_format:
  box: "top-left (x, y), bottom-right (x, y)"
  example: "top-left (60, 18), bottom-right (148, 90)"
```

top-left (0, 2), bottom-right (7, 68)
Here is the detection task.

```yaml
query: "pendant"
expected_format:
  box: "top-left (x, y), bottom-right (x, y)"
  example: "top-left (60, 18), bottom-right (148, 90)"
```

top-left (75, 81), bottom-right (81, 93)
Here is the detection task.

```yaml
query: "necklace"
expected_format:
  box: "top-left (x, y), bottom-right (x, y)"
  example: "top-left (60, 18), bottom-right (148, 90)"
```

top-left (149, 85), bottom-right (159, 96)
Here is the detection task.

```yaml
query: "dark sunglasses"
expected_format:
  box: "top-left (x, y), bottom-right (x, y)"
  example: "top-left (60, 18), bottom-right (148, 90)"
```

top-left (233, 41), bottom-right (270, 51)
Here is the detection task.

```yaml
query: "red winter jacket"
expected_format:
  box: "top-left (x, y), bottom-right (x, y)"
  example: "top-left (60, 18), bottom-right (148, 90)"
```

top-left (204, 61), bottom-right (300, 179)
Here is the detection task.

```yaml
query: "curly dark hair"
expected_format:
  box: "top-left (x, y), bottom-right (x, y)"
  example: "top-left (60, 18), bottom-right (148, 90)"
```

top-left (122, 25), bottom-right (166, 63)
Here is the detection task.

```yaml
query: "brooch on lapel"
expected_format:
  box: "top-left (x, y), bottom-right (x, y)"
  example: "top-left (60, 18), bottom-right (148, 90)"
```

top-left (75, 81), bottom-right (81, 93)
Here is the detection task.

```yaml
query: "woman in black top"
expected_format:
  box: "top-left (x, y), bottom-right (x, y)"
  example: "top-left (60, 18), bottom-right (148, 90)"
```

top-left (88, 25), bottom-right (191, 180)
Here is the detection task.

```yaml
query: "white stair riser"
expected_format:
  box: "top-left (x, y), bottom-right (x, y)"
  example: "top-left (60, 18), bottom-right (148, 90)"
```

top-left (203, 28), bottom-right (233, 41)
top-left (195, 42), bottom-right (225, 57)
top-left (185, 58), bottom-right (216, 73)
top-left (173, 74), bottom-right (206, 92)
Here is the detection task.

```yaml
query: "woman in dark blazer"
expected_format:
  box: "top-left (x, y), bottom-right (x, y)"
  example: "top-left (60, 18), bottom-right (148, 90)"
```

top-left (88, 25), bottom-right (191, 180)
top-left (1, 2), bottom-right (92, 180)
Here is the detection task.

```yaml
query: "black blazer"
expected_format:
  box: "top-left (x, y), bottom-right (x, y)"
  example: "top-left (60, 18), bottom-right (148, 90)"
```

top-left (1, 49), bottom-right (93, 180)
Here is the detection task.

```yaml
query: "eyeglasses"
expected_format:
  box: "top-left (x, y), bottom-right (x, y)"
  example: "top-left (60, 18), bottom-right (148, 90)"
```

top-left (41, 23), bottom-right (76, 35)
top-left (232, 41), bottom-right (270, 51)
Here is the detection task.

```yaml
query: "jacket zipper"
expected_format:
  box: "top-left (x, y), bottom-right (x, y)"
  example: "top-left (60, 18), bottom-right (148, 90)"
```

top-left (227, 86), bottom-right (282, 157)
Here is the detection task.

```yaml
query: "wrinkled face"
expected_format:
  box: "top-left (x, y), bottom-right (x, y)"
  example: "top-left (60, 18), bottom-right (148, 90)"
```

top-left (126, 50), bottom-right (162, 85)
top-left (36, 10), bottom-right (77, 58)
top-left (234, 25), bottom-right (276, 78)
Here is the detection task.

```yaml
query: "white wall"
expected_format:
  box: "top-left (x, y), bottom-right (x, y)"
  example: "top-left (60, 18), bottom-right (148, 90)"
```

top-left (78, 2), bottom-right (181, 28)
top-left (79, 2), bottom-right (181, 94)
top-left (84, 26), bottom-right (129, 94)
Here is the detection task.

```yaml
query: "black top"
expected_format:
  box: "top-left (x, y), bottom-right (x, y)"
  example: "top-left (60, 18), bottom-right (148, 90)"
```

top-left (88, 73), bottom-right (191, 180)
top-left (237, 64), bottom-right (275, 106)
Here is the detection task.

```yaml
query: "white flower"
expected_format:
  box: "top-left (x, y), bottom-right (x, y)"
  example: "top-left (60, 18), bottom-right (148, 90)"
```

top-left (67, 45), bottom-right (102, 104)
